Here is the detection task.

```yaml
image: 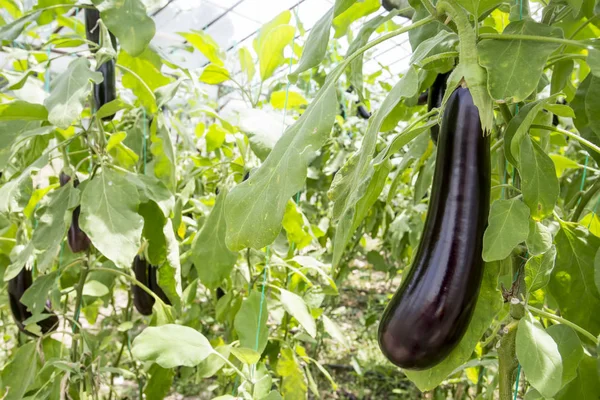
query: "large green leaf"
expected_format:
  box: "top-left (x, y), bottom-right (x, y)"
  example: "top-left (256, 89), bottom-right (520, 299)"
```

top-left (516, 312), bottom-right (563, 398)
top-left (191, 189), bottom-right (238, 289)
top-left (276, 347), bottom-right (307, 400)
top-left (571, 73), bottom-right (600, 143)
top-left (80, 169), bottom-right (143, 269)
top-left (20, 271), bottom-right (57, 316)
top-left (549, 223), bottom-right (600, 335)
top-left (405, 260), bottom-right (502, 390)
top-left (524, 245), bottom-right (556, 292)
top-left (144, 364), bottom-right (174, 400)
top-left (478, 21), bottom-right (563, 101)
top-left (288, 0), bottom-right (355, 81)
top-left (279, 288), bottom-right (316, 337)
top-left (224, 82), bottom-right (337, 251)
top-left (44, 57), bottom-right (102, 129)
top-left (527, 220), bottom-right (553, 256)
top-left (125, 173), bottom-right (174, 217)
top-left (234, 291), bottom-right (268, 353)
top-left (96, 0), bottom-right (155, 56)
top-left (258, 25), bottom-right (295, 81)
top-left (555, 355), bottom-right (600, 399)
top-left (132, 324), bottom-right (213, 368)
top-left (329, 67), bottom-right (419, 267)
top-left (0, 100), bottom-right (48, 121)
top-left (179, 30), bottom-right (223, 66)
top-left (0, 341), bottom-right (38, 400)
top-left (482, 198), bottom-right (530, 262)
top-left (149, 113), bottom-right (176, 189)
top-left (546, 324), bottom-right (584, 388)
top-left (519, 135), bottom-right (559, 220)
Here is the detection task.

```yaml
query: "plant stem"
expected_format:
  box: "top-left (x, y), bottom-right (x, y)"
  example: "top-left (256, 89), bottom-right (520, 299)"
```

top-left (94, 267), bottom-right (167, 306)
top-left (490, 138), bottom-right (504, 152)
top-left (478, 33), bottom-right (588, 49)
top-left (571, 178), bottom-right (600, 222)
top-left (420, 0), bottom-right (437, 16)
top-left (530, 124), bottom-right (600, 155)
top-left (498, 103), bottom-right (513, 125)
top-left (498, 321), bottom-right (519, 400)
top-left (528, 306), bottom-right (599, 344)
top-left (213, 350), bottom-right (252, 382)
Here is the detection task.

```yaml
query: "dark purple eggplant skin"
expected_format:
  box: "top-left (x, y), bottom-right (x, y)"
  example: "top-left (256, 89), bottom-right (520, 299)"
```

top-left (428, 72), bottom-right (451, 144)
top-left (60, 173), bottom-right (91, 253)
top-left (85, 7), bottom-right (117, 52)
top-left (93, 60), bottom-right (116, 120)
top-left (132, 255), bottom-right (171, 315)
top-left (378, 87), bottom-right (490, 370)
top-left (357, 105), bottom-right (371, 120)
top-left (8, 268), bottom-right (59, 336)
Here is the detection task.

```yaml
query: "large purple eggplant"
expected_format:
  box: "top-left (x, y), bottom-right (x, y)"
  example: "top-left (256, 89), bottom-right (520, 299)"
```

top-left (132, 255), bottom-right (171, 315)
top-left (378, 86), bottom-right (490, 370)
top-left (8, 268), bottom-right (59, 336)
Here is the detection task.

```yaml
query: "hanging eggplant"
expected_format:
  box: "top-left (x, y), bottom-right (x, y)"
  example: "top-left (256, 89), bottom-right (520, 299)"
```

top-left (132, 255), bottom-right (171, 315)
top-left (378, 86), bottom-right (490, 370)
top-left (8, 268), bottom-right (59, 336)
top-left (357, 104), bottom-right (371, 120)
top-left (85, 6), bottom-right (117, 120)
top-left (427, 71), bottom-right (451, 143)
top-left (60, 172), bottom-right (91, 253)
top-left (417, 90), bottom-right (429, 106)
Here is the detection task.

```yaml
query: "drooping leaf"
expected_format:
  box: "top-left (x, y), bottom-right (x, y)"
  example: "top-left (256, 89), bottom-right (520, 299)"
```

top-left (234, 291), bottom-right (268, 354)
top-left (144, 364), bottom-right (174, 400)
top-left (97, 0), bottom-right (155, 56)
top-left (549, 223), bottom-right (600, 335)
top-left (546, 324), bottom-right (584, 388)
top-left (516, 312), bottom-right (563, 398)
top-left (258, 25), bottom-right (295, 81)
top-left (0, 11), bottom-right (39, 41)
top-left (482, 198), bottom-right (530, 262)
top-left (322, 315), bottom-right (349, 348)
top-left (571, 73), bottom-right (600, 144)
top-left (555, 355), bottom-right (600, 399)
top-left (405, 261), bottom-right (502, 390)
top-left (519, 135), bottom-right (559, 220)
top-left (279, 288), bottom-right (316, 337)
top-left (329, 67), bottom-right (419, 267)
top-left (524, 245), bottom-right (556, 292)
top-left (191, 189), bottom-right (238, 289)
top-left (238, 47), bottom-right (255, 83)
top-left (132, 324), bottom-right (213, 368)
top-left (80, 169), bottom-right (143, 269)
top-left (199, 64), bottom-right (230, 85)
top-left (180, 30), bottom-right (223, 66)
top-left (282, 200), bottom-right (312, 250)
top-left (478, 21), bottom-right (563, 101)
top-left (276, 347), bottom-right (307, 400)
top-left (224, 82), bottom-right (337, 251)
top-left (44, 57), bottom-right (102, 129)
top-left (20, 271), bottom-right (57, 315)
top-left (0, 341), bottom-right (38, 400)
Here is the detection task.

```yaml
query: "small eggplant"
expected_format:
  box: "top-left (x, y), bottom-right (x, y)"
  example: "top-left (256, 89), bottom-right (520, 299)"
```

top-left (132, 255), bottom-right (171, 315)
top-left (60, 172), bottom-right (91, 253)
top-left (8, 268), bottom-right (59, 336)
top-left (428, 71), bottom-right (451, 143)
top-left (378, 86), bottom-right (490, 370)
top-left (357, 104), bottom-right (371, 120)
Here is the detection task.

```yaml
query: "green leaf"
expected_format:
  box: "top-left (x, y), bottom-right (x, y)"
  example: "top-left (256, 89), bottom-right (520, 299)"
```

top-left (282, 200), bottom-right (312, 250)
top-left (157, 219), bottom-right (182, 308)
top-left (234, 291), bottom-right (268, 354)
top-left (238, 47), bottom-right (255, 82)
top-left (279, 288), bottom-right (316, 337)
top-left (456, 0), bottom-right (503, 16)
top-left (332, 0), bottom-right (379, 39)
top-left (410, 30), bottom-right (458, 68)
top-left (329, 68), bottom-right (419, 267)
top-left (144, 364), bottom-right (174, 400)
top-left (258, 24), bottom-right (295, 81)
top-left (595, 248), bottom-right (600, 295)
top-left (405, 260), bottom-right (502, 390)
top-left (478, 21), bottom-right (562, 101)
top-left (180, 31), bottom-right (223, 66)
top-left (97, 99), bottom-right (132, 120)
top-left (516, 312), bottom-right (563, 398)
top-left (44, 57), bottom-right (102, 129)
top-left (0, 100), bottom-right (48, 121)
top-left (546, 324), bottom-right (584, 388)
top-left (150, 113), bottom-right (176, 189)
top-left (82, 280), bottom-right (110, 297)
top-left (555, 355), bottom-right (600, 399)
top-left (322, 315), bottom-right (349, 348)
top-left (549, 223), bottom-right (600, 335)
top-left (20, 271), bottom-right (57, 315)
top-left (132, 324), bottom-right (213, 368)
top-left (191, 189), bottom-right (238, 289)
top-left (549, 154), bottom-right (579, 178)
top-left (230, 347), bottom-right (261, 364)
top-left (527, 220), bottom-right (553, 256)
top-left (482, 198), bottom-right (530, 262)
top-left (196, 345), bottom-right (230, 378)
top-left (97, 0), bottom-right (155, 56)
top-left (519, 135), bottom-right (559, 220)
top-left (0, 11), bottom-right (39, 41)
top-left (224, 82), bottom-right (337, 251)
top-left (270, 91), bottom-right (307, 109)
top-left (124, 173), bottom-right (174, 218)
top-left (0, 341), bottom-right (38, 400)
top-left (588, 48), bottom-right (600, 78)
top-left (276, 347), bottom-right (307, 400)
top-left (80, 169), bottom-right (143, 269)
top-left (199, 64), bottom-right (230, 85)
top-left (205, 124), bottom-right (227, 152)
top-left (524, 245), bottom-right (556, 292)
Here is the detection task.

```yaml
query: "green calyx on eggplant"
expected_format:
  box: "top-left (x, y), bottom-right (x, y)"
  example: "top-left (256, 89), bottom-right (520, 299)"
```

top-left (378, 86), bottom-right (490, 370)
top-left (8, 267), bottom-right (59, 336)
top-left (93, 60), bottom-right (117, 120)
top-left (85, 7), bottom-right (117, 52)
top-left (427, 71), bottom-right (451, 144)
top-left (131, 255), bottom-right (171, 316)
top-left (60, 172), bottom-right (91, 253)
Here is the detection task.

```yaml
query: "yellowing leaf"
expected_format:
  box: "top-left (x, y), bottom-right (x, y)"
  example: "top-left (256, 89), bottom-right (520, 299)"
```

top-left (107, 132), bottom-right (127, 152)
top-left (253, 10), bottom-right (291, 54)
top-left (549, 154), bottom-right (579, 177)
top-left (332, 0), bottom-right (380, 39)
top-left (206, 124), bottom-right (227, 152)
top-left (180, 31), bottom-right (223, 66)
top-left (195, 122), bottom-right (206, 137)
top-left (580, 213), bottom-right (600, 237)
top-left (238, 47), bottom-right (255, 83)
top-left (270, 91), bottom-right (307, 109)
top-left (258, 24), bottom-right (295, 81)
top-left (200, 64), bottom-right (230, 85)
